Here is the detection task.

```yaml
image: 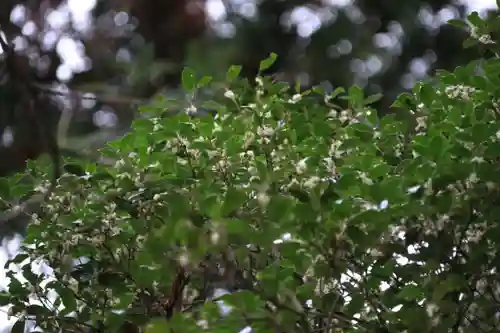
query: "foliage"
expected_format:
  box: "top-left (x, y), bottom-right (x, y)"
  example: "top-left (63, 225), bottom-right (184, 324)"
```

top-left (0, 0), bottom-right (492, 184)
top-left (2, 13), bottom-right (500, 333)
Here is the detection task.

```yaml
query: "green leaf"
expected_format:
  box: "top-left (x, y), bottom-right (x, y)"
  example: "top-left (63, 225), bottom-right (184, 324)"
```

top-left (397, 284), bottom-right (424, 301)
top-left (295, 78), bottom-right (301, 93)
top-left (345, 225), bottom-right (367, 244)
top-left (63, 162), bottom-right (86, 176)
top-left (428, 134), bottom-right (449, 161)
top-left (58, 286), bottom-right (77, 315)
top-left (201, 100), bottom-right (224, 112)
top-left (0, 178), bottom-right (10, 198)
top-left (482, 59), bottom-right (500, 76)
top-left (181, 67), bottom-right (197, 92)
top-left (431, 274), bottom-right (467, 302)
top-left (225, 218), bottom-right (254, 240)
top-left (391, 91), bottom-right (415, 109)
top-left (197, 75), bottom-right (213, 88)
top-left (6, 253), bottom-right (29, 268)
top-left (106, 313), bottom-right (127, 333)
top-left (467, 11), bottom-right (484, 28)
top-left (463, 37), bottom-right (478, 49)
top-left (329, 86), bottom-right (345, 99)
top-left (114, 291), bottom-right (136, 309)
top-left (10, 183), bottom-right (34, 200)
top-left (221, 290), bottom-right (264, 313)
top-left (447, 19), bottom-right (467, 28)
top-left (221, 187), bottom-right (248, 217)
top-left (267, 195), bottom-right (295, 223)
top-left (399, 307), bottom-right (431, 333)
top-left (416, 83), bottom-right (435, 105)
top-left (166, 193), bottom-right (191, 222)
top-left (259, 52), bottom-right (278, 72)
top-left (345, 293), bottom-right (365, 315)
top-left (25, 304), bottom-right (49, 316)
top-left (11, 318), bottom-right (25, 333)
top-left (363, 92), bottom-right (383, 105)
top-left (131, 118), bottom-right (154, 135)
top-left (343, 85), bottom-right (364, 107)
top-left (0, 292), bottom-right (11, 306)
top-left (21, 264), bottom-right (39, 286)
top-left (226, 65), bottom-right (242, 82)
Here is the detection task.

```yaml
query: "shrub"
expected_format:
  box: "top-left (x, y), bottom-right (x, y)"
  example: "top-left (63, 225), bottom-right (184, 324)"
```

top-left (2, 12), bottom-right (500, 333)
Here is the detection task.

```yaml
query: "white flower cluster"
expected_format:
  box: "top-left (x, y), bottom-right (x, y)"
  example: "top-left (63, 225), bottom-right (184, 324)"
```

top-left (468, 23), bottom-right (495, 44)
top-left (444, 84), bottom-right (477, 101)
top-left (288, 94), bottom-right (302, 104)
top-left (478, 34), bottom-right (495, 44)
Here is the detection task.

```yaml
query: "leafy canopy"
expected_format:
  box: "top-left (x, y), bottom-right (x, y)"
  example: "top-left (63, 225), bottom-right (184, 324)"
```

top-left (2, 12), bottom-right (500, 333)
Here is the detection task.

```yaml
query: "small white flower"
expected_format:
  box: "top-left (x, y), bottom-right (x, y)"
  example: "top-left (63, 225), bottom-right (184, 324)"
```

top-left (416, 116), bottom-right (427, 131)
top-left (257, 125), bottom-right (275, 137)
top-left (436, 214), bottom-right (450, 230)
top-left (468, 172), bottom-right (479, 183)
top-left (257, 192), bottom-right (270, 208)
top-left (469, 25), bottom-right (479, 38)
top-left (197, 320), bottom-right (209, 329)
top-left (114, 159), bottom-right (125, 168)
top-left (444, 84), bottom-right (477, 101)
top-left (207, 150), bottom-right (218, 158)
top-left (339, 115), bottom-right (349, 123)
top-left (296, 157), bottom-right (309, 174)
top-left (323, 157), bottom-right (336, 174)
top-left (303, 176), bottom-right (320, 189)
top-left (210, 231), bottom-right (220, 245)
top-left (358, 172), bottom-right (373, 185)
top-left (288, 94), bottom-right (302, 103)
top-left (471, 156), bottom-right (485, 164)
top-left (224, 89), bottom-right (236, 99)
top-left (178, 253), bottom-right (190, 267)
top-left (478, 34), bottom-right (495, 44)
top-left (327, 109), bottom-right (338, 118)
top-left (185, 104), bottom-right (197, 115)
top-left (370, 248), bottom-right (384, 258)
top-left (341, 109), bottom-right (351, 118)
top-left (339, 110), bottom-right (351, 123)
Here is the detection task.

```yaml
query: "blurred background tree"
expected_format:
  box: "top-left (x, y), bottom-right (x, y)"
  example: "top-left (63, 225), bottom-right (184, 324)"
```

top-left (0, 0), bottom-right (495, 232)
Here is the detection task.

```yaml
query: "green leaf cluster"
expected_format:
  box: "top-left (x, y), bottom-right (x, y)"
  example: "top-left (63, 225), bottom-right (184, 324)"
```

top-left (3, 19), bottom-right (500, 332)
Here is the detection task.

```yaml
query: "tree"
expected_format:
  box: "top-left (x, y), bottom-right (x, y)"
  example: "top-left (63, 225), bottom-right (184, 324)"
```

top-left (0, 0), bottom-right (208, 183)
top-left (1, 12), bottom-right (500, 333)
